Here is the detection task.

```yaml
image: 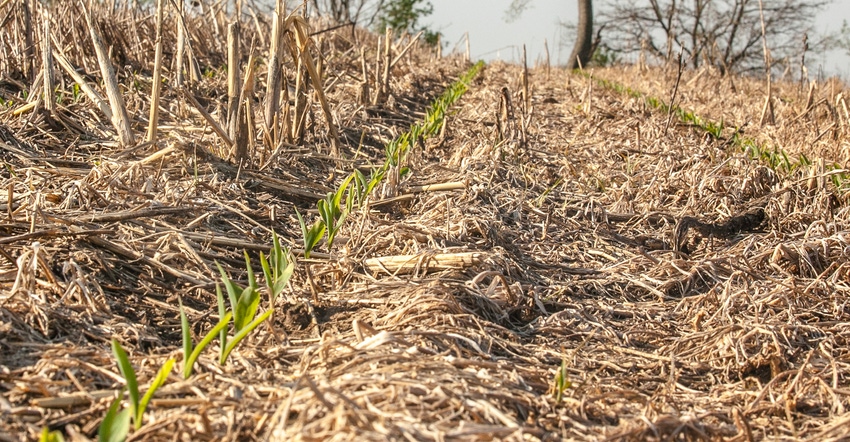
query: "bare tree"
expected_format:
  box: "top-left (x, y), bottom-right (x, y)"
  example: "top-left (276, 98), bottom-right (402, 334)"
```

top-left (507, 0), bottom-right (594, 69)
top-left (598, 0), bottom-right (829, 74)
top-left (568, 0), bottom-right (593, 69)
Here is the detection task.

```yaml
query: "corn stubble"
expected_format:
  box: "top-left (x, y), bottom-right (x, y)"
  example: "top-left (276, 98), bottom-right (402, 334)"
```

top-left (2, 1), bottom-right (850, 441)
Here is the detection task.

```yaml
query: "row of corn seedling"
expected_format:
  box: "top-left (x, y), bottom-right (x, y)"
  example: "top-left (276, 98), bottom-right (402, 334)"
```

top-left (90, 232), bottom-right (294, 442)
top-left (298, 61), bottom-right (484, 259)
top-left (589, 75), bottom-right (849, 190)
top-left (87, 63), bottom-right (483, 442)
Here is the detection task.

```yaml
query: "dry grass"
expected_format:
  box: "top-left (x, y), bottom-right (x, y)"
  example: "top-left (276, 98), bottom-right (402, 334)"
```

top-left (1, 2), bottom-right (850, 441)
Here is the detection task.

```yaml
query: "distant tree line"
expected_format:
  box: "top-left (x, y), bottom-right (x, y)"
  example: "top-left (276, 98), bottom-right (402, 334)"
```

top-left (599, 0), bottom-right (829, 74)
top-left (310, 0), bottom-right (439, 43)
top-left (509, 0), bottom-right (831, 75)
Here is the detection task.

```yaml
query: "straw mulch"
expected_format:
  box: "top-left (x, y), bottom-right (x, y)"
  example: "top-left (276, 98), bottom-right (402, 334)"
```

top-left (1, 2), bottom-right (849, 441)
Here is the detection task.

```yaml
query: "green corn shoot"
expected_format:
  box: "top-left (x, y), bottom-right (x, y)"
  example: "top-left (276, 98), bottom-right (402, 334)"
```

top-left (296, 209), bottom-right (325, 259)
top-left (98, 391), bottom-right (130, 442)
top-left (259, 231), bottom-right (295, 304)
top-left (107, 340), bottom-right (175, 431)
top-left (214, 240), bottom-right (294, 365)
top-left (39, 428), bottom-right (65, 442)
top-left (179, 298), bottom-right (232, 379)
top-left (553, 359), bottom-right (571, 404)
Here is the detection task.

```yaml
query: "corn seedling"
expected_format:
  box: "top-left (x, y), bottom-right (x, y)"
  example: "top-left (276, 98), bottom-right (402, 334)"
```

top-left (366, 168), bottom-right (386, 196)
top-left (352, 169), bottom-right (370, 207)
top-left (218, 255), bottom-right (260, 331)
top-left (535, 178), bottom-right (563, 207)
top-left (296, 208), bottom-right (326, 259)
top-left (259, 231), bottom-right (295, 304)
top-left (179, 298), bottom-right (232, 379)
top-left (215, 250), bottom-right (288, 365)
top-left (320, 182), bottom-right (349, 231)
top-left (215, 283), bottom-right (273, 365)
top-left (553, 359), bottom-right (572, 404)
top-left (591, 73), bottom-right (850, 190)
top-left (318, 174), bottom-right (356, 250)
top-left (98, 391), bottom-right (130, 442)
top-left (104, 339), bottom-right (175, 435)
top-left (831, 169), bottom-right (850, 191)
top-left (288, 61), bottom-right (484, 261)
top-left (39, 428), bottom-right (64, 442)
top-left (385, 138), bottom-right (402, 166)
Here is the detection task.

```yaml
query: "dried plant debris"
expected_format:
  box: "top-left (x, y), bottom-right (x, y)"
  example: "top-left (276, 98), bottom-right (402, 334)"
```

top-left (1, 2), bottom-right (850, 441)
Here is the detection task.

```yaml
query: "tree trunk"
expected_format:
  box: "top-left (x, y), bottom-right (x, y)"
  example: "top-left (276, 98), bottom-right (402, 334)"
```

top-left (567, 0), bottom-right (593, 69)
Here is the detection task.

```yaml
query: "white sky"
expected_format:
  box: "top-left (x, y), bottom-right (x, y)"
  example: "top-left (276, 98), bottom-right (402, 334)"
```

top-left (425, 0), bottom-right (850, 78)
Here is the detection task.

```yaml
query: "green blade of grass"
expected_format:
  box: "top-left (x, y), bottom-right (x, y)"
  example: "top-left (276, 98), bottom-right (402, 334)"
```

top-left (234, 286), bottom-right (260, 332)
top-left (183, 312), bottom-right (232, 379)
top-left (219, 308), bottom-right (274, 365)
top-left (178, 299), bottom-right (192, 362)
top-left (216, 284), bottom-right (228, 362)
top-left (260, 250), bottom-right (272, 296)
top-left (98, 391), bottom-right (131, 442)
top-left (216, 261), bottom-right (241, 313)
top-left (244, 251), bottom-right (259, 291)
top-left (136, 358), bottom-right (174, 430)
top-left (110, 340), bottom-right (139, 420)
top-left (39, 427), bottom-right (65, 442)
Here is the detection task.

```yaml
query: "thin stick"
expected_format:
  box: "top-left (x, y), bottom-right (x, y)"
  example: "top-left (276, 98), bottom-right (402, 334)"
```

top-left (181, 88), bottom-right (234, 147)
top-left (227, 21), bottom-right (241, 142)
top-left (757, 0), bottom-right (775, 126)
top-left (146, 0), bottom-right (165, 143)
top-left (521, 44), bottom-right (530, 148)
top-left (22, 0), bottom-right (34, 81)
top-left (40, 9), bottom-right (54, 113)
top-left (175, 0), bottom-right (186, 87)
top-left (663, 48), bottom-right (684, 137)
top-left (380, 26), bottom-right (392, 104)
top-left (390, 30), bottom-right (423, 68)
top-left (81, 0), bottom-right (135, 147)
top-left (521, 44), bottom-right (530, 113)
top-left (232, 51), bottom-right (255, 164)
top-left (264, 0), bottom-right (284, 142)
top-left (291, 16), bottom-right (340, 157)
top-left (51, 46), bottom-right (111, 120)
top-left (358, 48), bottom-right (370, 105)
top-left (289, 27), bottom-right (308, 143)
top-left (465, 31), bottom-right (470, 63)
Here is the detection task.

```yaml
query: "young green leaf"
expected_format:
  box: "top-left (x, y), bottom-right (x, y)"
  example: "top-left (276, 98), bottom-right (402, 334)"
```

top-left (318, 197), bottom-right (334, 229)
top-left (135, 358), bottom-right (174, 430)
top-left (234, 286), bottom-right (260, 332)
top-left (261, 232), bottom-right (295, 303)
top-left (183, 312), bottom-right (232, 379)
top-left (338, 172), bottom-right (356, 200)
top-left (220, 308), bottom-right (274, 365)
top-left (179, 299), bottom-right (192, 364)
top-left (216, 262), bottom-right (241, 316)
top-left (98, 391), bottom-right (131, 442)
top-left (244, 251), bottom-right (259, 292)
top-left (272, 257), bottom-right (295, 301)
top-left (296, 209), bottom-right (326, 258)
top-left (216, 284), bottom-right (228, 359)
top-left (366, 169), bottom-right (385, 196)
top-left (39, 427), bottom-right (65, 442)
top-left (553, 359), bottom-right (572, 404)
top-left (110, 340), bottom-right (139, 422)
top-left (353, 169), bottom-right (368, 205)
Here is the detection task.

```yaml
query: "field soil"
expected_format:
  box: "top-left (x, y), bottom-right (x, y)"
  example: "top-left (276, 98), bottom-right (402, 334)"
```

top-left (2, 4), bottom-right (850, 441)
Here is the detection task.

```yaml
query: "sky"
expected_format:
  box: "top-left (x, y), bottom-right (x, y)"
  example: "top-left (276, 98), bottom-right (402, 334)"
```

top-left (424, 0), bottom-right (850, 78)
